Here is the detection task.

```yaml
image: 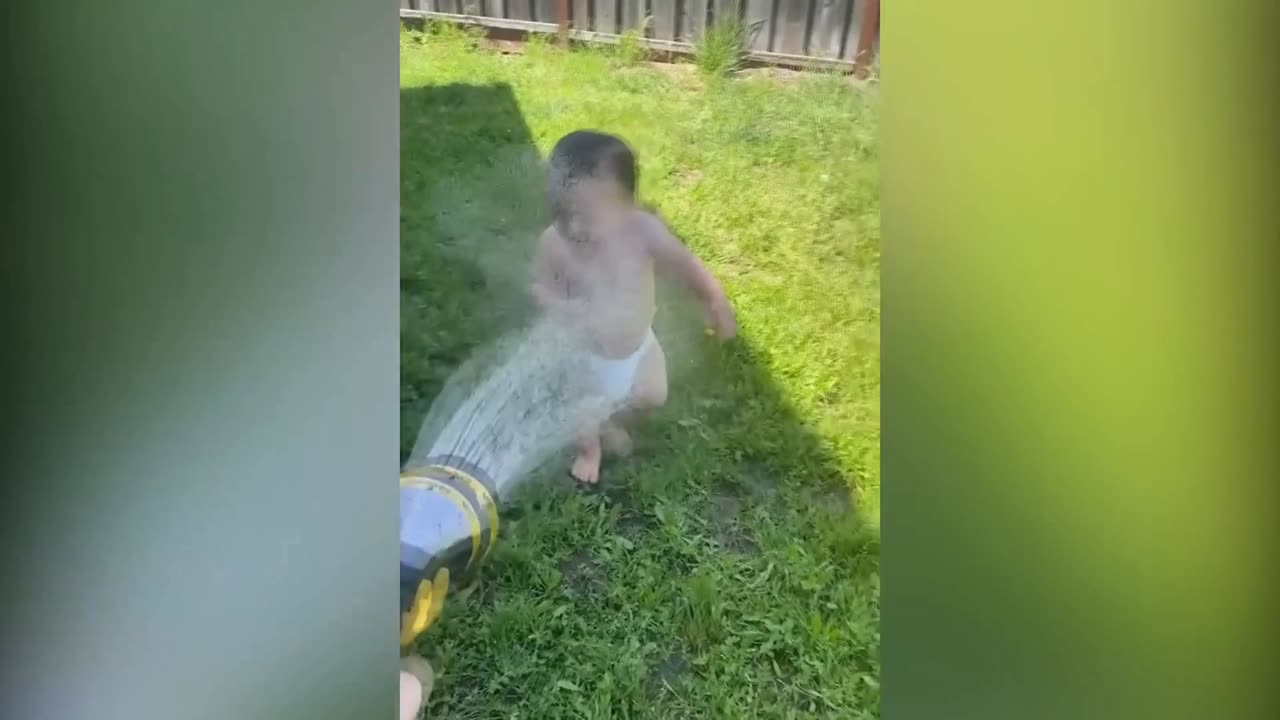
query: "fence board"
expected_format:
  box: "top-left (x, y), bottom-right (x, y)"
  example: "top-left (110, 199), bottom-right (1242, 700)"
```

top-left (743, 0), bottom-right (774, 51)
top-left (533, 0), bottom-right (557, 22)
top-left (775, 0), bottom-right (808, 55)
top-left (713, 0), bottom-right (741, 25)
top-left (459, 0), bottom-right (484, 15)
top-left (618, 0), bottom-right (644, 33)
top-left (653, 1), bottom-right (677, 39)
top-left (506, 1), bottom-right (531, 20)
top-left (841, 0), bottom-right (861, 59)
top-left (595, 0), bottom-right (617, 33)
top-left (572, 0), bottom-right (591, 29)
top-left (681, 0), bottom-right (707, 42)
top-left (810, 0), bottom-right (848, 59)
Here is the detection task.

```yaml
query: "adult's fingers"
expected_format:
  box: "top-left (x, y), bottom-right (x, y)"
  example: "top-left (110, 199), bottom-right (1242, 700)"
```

top-left (399, 671), bottom-right (423, 720)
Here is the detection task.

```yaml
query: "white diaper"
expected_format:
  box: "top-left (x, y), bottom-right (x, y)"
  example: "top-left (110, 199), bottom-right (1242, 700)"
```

top-left (586, 329), bottom-right (656, 403)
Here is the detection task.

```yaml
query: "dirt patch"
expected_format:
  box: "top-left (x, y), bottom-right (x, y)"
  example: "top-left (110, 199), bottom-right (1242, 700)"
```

top-left (601, 484), bottom-right (656, 538)
top-left (805, 483), bottom-right (854, 517)
top-left (710, 492), bottom-right (741, 520)
top-left (708, 490), bottom-right (759, 555)
top-left (559, 550), bottom-right (604, 595)
top-left (478, 38), bottom-right (525, 55)
top-left (602, 482), bottom-right (633, 508)
top-left (673, 168), bottom-right (704, 186)
top-left (616, 513), bottom-right (654, 538)
top-left (716, 527), bottom-right (759, 555)
top-left (662, 550), bottom-right (697, 577)
top-left (740, 461), bottom-right (780, 499)
top-left (649, 651), bottom-right (689, 694)
top-left (738, 66), bottom-right (809, 84)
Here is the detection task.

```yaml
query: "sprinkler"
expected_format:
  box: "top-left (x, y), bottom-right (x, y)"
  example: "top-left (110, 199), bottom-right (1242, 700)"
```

top-left (397, 318), bottom-right (620, 652)
top-left (399, 455), bottom-right (500, 650)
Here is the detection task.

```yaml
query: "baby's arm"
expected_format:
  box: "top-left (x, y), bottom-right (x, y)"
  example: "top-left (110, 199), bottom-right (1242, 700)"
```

top-left (640, 213), bottom-right (736, 340)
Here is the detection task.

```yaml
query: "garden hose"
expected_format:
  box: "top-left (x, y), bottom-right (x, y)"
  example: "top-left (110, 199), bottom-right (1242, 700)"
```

top-left (399, 456), bottom-right (500, 650)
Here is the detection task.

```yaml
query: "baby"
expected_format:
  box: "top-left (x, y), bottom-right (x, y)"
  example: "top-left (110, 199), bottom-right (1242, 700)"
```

top-left (531, 130), bottom-right (736, 484)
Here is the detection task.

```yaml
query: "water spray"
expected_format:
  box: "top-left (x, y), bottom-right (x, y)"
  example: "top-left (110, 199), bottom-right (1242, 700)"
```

top-left (399, 319), bottom-right (616, 650)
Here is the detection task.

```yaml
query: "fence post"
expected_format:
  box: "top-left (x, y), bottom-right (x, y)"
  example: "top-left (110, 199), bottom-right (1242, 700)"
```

top-left (853, 0), bottom-right (880, 77)
top-left (557, 0), bottom-right (569, 47)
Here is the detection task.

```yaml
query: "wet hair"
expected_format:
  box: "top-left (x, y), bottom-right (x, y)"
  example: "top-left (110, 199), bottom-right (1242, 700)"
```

top-left (547, 130), bottom-right (638, 243)
top-left (549, 130), bottom-right (637, 197)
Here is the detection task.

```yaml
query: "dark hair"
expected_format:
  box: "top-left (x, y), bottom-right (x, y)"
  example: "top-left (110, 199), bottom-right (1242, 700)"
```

top-left (548, 130), bottom-right (638, 198)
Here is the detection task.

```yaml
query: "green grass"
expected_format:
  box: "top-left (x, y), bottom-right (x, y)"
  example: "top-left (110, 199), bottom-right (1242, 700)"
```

top-left (401, 27), bottom-right (879, 719)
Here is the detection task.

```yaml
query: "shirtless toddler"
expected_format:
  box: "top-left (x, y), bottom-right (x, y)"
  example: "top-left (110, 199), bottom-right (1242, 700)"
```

top-left (531, 130), bottom-right (736, 484)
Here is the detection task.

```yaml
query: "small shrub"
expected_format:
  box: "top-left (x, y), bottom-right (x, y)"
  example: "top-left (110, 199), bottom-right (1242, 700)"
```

top-left (614, 18), bottom-right (652, 67)
top-left (695, 7), bottom-right (747, 78)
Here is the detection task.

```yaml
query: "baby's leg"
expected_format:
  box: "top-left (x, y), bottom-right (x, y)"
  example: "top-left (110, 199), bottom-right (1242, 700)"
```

top-left (600, 413), bottom-right (636, 457)
top-left (571, 423), bottom-right (603, 484)
top-left (631, 335), bottom-right (670, 411)
top-left (601, 338), bottom-right (668, 456)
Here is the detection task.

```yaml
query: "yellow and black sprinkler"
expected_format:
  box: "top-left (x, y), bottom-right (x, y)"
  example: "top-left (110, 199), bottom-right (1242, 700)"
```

top-left (399, 455), bottom-right (501, 652)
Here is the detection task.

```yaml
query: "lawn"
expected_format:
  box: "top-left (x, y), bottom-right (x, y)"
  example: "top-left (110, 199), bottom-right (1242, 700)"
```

top-left (401, 25), bottom-right (879, 719)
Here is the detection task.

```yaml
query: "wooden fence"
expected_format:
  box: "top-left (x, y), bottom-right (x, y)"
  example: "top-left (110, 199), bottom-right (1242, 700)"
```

top-left (400, 1), bottom-right (880, 72)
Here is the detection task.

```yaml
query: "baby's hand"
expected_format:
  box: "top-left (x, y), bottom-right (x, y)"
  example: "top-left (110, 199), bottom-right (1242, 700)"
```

top-left (400, 671), bottom-right (423, 720)
top-left (706, 297), bottom-right (737, 341)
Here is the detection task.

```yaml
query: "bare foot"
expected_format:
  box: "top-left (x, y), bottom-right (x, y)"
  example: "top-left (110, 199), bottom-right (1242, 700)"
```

top-left (570, 445), bottom-right (601, 484)
top-left (601, 423), bottom-right (633, 457)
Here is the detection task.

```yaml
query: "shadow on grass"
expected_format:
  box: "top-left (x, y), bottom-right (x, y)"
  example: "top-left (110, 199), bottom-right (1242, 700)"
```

top-left (400, 80), bottom-right (878, 716)
top-left (399, 82), bottom-right (548, 455)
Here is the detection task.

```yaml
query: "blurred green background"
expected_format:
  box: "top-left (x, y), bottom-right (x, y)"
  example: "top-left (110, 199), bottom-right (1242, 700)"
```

top-left (885, 1), bottom-right (1273, 719)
